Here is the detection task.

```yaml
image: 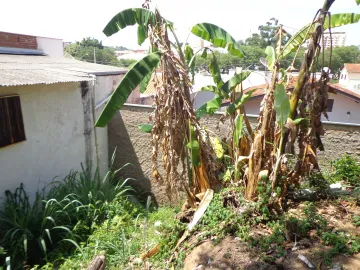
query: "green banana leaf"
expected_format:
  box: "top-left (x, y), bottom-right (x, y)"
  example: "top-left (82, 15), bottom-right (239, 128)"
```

top-left (95, 52), bottom-right (161, 127)
top-left (191, 23), bottom-right (244, 58)
top-left (138, 124), bottom-right (153, 133)
top-left (185, 45), bottom-right (195, 81)
top-left (103, 8), bottom-right (156, 45)
top-left (226, 89), bottom-right (256, 115)
top-left (265, 46), bottom-right (276, 71)
top-left (234, 115), bottom-right (243, 147)
top-left (221, 71), bottom-right (251, 94)
top-left (186, 124), bottom-right (200, 166)
top-left (274, 84), bottom-right (290, 129)
top-left (209, 54), bottom-right (223, 88)
top-left (281, 13), bottom-right (360, 58)
top-left (199, 85), bottom-right (227, 98)
top-left (196, 95), bottom-right (223, 120)
top-left (357, 0), bottom-right (360, 5)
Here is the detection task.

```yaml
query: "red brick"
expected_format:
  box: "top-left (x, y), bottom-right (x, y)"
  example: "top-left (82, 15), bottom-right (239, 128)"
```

top-left (0, 31), bottom-right (37, 49)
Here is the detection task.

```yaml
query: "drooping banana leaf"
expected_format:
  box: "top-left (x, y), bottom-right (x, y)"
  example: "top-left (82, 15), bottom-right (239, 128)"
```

top-left (274, 84), bottom-right (290, 129)
top-left (191, 23), bottom-right (244, 58)
top-left (199, 85), bottom-right (227, 98)
top-left (281, 13), bottom-right (360, 59)
top-left (185, 45), bottom-right (196, 81)
top-left (103, 8), bottom-right (171, 45)
top-left (221, 71), bottom-right (251, 94)
top-left (234, 115), bottom-right (243, 147)
top-left (196, 95), bottom-right (223, 120)
top-left (186, 124), bottom-right (200, 167)
top-left (95, 52), bottom-right (161, 127)
top-left (226, 89), bottom-right (256, 115)
top-left (265, 46), bottom-right (276, 71)
top-left (209, 54), bottom-right (223, 88)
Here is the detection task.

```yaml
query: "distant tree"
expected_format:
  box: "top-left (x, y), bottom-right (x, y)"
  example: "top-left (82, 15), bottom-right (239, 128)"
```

top-left (319, 45), bottom-right (360, 73)
top-left (112, 45), bottom-right (130, 51)
top-left (65, 38), bottom-right (119, 66)
top-left (245, 18), bottom-right (291, 48)
top-left (77, 37), bottom-right (104, 49)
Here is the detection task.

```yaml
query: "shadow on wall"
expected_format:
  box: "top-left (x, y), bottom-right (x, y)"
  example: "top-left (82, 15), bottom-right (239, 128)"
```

top-left (108, 110), bottom-right (157, 206)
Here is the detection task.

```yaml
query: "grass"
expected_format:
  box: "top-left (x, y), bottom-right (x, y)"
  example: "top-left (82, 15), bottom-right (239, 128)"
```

top-left (42, 205), bottom-right (181, 270)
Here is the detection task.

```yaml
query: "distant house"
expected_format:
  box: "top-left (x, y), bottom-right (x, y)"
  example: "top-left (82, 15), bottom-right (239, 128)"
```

top-left (0, 32), bottom-right (126, 198)
top-left (339, 63), bottom-right (360, 92)
top-left (227, 78), bottom-right (360, 124)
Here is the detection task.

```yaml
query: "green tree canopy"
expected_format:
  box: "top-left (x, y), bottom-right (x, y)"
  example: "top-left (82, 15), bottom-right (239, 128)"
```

top-left (65, 37), bottom-right (136, 68)
top-left (242, 18), bottom-right (291, 48)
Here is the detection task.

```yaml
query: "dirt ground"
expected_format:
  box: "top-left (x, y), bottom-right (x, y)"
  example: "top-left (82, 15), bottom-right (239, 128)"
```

top-left (183, 200), bottom-right (360, 270)
top-left (183, 236), bottom-right (360, 270)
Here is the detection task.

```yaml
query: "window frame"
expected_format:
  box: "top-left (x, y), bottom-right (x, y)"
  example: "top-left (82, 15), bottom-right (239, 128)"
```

top-left (0, 95), bottom-right (26, 149)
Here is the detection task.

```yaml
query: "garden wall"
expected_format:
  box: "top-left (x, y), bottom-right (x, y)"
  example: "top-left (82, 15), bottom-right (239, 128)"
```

top-left (109, 104), bottom-right (360, 205)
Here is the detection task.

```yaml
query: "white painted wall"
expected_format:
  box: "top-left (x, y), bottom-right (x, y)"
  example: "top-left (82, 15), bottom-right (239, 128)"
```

top-left (0, 83), bottom-right (85, 198)
top-left (324, 92), bottom-right (360, 124)
top-left (36, 36), bottom-right (63, 57)
top-left (94, 75), bottom-right (123, 176)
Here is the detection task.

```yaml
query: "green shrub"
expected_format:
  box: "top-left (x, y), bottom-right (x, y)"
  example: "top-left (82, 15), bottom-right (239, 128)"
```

top-left (0, 184), bottom-right (76, 269)
top-left (0, 160), bottom-right (133, 269)
top-left (331, 155), bottom-right (360, 186)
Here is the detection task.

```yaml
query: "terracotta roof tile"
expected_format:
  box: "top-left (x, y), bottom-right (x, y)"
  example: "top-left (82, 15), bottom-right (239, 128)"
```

top-left (328, 83), bottom-right (360, 102)
top-left (344, 63), bottom-right (360, 73)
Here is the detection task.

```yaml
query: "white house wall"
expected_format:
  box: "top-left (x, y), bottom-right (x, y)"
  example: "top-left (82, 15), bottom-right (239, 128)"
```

top-left (36, 36), bottom-right (63, 57)
top-left (324, 92), bottom-right (360, 124)
top-left (0, 82), bottom-right (86, 198)
top-left (94, 75), bottom-right (123, 177)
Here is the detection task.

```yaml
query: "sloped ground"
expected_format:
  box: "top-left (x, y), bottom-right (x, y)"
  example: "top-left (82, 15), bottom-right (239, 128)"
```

top-left (184, 237), bottom-right (360, 270)
top-left (182, 198), bottom-right (360, 270)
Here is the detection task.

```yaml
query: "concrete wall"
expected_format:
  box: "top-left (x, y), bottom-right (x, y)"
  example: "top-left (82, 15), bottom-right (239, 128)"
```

top-left (36, 36), bottom-right (63, 57)
top-left (0, 83), bottom-right (87, 198)
top-left (109, 104), bottom-right (360, 205)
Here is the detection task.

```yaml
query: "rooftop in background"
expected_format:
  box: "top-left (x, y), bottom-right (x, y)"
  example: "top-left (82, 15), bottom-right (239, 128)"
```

top-left (0, 54), bottom-right (127, 87)
top-left (344, 63), bottom-right (360, 73)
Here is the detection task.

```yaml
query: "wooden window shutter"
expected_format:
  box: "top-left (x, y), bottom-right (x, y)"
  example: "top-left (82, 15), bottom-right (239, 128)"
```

top-left (0, 95), bottom-right (26, 148)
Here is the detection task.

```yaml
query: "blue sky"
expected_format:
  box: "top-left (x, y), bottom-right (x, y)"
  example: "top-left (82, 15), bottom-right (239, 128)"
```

top-left (1, 0), bottom-right (359, 49)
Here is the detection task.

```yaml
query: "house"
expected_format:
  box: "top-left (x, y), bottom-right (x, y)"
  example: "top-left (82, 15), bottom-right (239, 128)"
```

top-left (226, 78), bottom-right (360, 124)
top-left (0, 32), bottom-right (127, 198)
top-left (339, 63), bottom-right (360, 91)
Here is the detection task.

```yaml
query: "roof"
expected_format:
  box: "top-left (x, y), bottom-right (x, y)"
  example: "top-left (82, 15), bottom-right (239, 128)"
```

top-left (328, 83), bottom-right (360, 102)
top-left (344, 64), bottom-right (360, 73)
top-left (0, 55), bottom-right (127, 87)
top-left (223, 80), bottom-right (360, 105)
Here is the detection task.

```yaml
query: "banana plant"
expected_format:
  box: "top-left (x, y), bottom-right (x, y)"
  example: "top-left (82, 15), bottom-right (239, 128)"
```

top-left (280, 13), bottom-right (360, 59)
top-left (96, 8), bottom-right (246, 128)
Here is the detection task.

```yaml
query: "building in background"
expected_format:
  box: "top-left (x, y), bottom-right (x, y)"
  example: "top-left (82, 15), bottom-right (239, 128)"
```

top-left (0, 31), bottom-right (126, 198)
top-left (322, 32), bottom-right (346, 49)
top-left (339, 63), bottom-right (360, 92)
top-left (0, 31), bottom-right (64, 57)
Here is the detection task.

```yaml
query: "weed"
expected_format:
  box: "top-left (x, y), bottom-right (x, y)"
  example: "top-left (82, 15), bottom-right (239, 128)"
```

top-left (352, 216), bottom-right (360, 227)
top-left (331, 154), bottom-right (360, 186)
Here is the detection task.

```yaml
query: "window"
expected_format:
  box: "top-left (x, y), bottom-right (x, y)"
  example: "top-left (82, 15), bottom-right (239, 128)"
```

top-left (327, 99), bottom-right (334, 112)
top-left (0, 95), bottom-right (26, 148)
top-left (344, 75), bottom-right (347, 80)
